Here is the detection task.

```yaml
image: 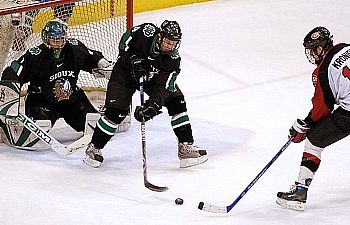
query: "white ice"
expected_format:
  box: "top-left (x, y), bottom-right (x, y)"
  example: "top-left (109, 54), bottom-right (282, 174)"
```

top-left (1, 0), bottom-right (350, 224)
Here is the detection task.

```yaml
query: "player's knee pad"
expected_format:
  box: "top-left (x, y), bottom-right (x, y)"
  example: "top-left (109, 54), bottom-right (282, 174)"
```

top-left (104, 107), bottom-right (129, 125)
top-left (165, 95), bottom-right (187, 116)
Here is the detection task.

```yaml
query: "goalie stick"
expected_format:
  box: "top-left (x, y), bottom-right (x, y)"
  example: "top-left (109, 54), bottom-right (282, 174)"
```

top-left (139, 77), bottom-right (168, 192)
top-left (198, 138), bottom-right (293, 214)
top-left (16, 113), bottom-right (90, 155)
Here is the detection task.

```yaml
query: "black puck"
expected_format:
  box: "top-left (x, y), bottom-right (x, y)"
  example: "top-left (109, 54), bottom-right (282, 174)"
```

top-left (175, 198), bottom-right (184, 205)
top-left (198, 202), bottom-right (204, 209)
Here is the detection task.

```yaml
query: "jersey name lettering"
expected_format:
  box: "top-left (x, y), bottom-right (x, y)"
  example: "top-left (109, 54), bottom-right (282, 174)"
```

top-left (332, 48), bottom-right (350, 69)
top-left (49, 71), bottom-right (75, 82)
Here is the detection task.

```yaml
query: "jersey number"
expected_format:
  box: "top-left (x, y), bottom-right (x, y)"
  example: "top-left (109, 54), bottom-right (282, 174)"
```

top-left (342, 66), bottom-right (350, 80)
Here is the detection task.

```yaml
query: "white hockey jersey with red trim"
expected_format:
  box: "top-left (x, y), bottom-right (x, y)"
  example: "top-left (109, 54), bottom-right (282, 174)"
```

top-left (306, 43), bottom-right (350, 124)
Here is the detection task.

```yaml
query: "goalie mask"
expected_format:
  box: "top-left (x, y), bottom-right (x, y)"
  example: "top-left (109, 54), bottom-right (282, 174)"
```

top-left (41, 19), bottom-right (68, 59)
top-left (303, 26), bottom-right (333, 65)
top-left (157, 20), bottom-right (182, 54)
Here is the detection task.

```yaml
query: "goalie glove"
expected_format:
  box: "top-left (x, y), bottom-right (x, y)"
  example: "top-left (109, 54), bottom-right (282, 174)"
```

top-left (92, 58), bottom-right (113, 79)
top-left (289, 119), bottom-right (310, 143)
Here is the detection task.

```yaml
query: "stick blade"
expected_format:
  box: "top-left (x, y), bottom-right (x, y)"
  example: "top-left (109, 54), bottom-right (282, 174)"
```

top-left (65, 135), bottom-right (91, 155)
top-left (145, 181), bottom-right (168, 192)
top-left (198, 202), bottom-right (228, 214)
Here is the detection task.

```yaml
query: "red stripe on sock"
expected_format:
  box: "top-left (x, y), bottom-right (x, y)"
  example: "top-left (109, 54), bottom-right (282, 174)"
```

top-left (303, 152), bottom-right (321, 165)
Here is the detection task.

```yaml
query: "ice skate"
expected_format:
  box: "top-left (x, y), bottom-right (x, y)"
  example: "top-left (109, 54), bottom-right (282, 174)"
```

top-left (178, 142), bottom-right (208, 168)
top-left (276, 183), bottom-right (308, 211)
top-left (83, 143), bottom-right (104, 168)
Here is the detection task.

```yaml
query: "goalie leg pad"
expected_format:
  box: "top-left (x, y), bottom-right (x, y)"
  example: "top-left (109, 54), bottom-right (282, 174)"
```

top-left (84, 113), bottom-right (100, 136)
top-left (0, 80), bottom-right (20, 117)
top-left (0, 116), bottom-right (52, 150)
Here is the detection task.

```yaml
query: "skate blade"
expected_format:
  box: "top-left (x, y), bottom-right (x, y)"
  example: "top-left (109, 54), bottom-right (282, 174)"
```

top-left (180, 155), bottom-right (208, 168)
top-left (83, 156), bottom-right (101, 168)
top-left (276, 197), bottom-right (305, 211)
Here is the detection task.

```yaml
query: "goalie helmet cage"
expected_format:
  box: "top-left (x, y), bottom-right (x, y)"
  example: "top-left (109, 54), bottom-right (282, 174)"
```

top-left (0, 0), bottom-right (133, 99)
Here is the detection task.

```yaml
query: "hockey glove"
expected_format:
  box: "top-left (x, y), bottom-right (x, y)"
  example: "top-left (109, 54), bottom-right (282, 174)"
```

top-left (92, 58), bottom-right (113, 79)
top-left (134, 100), bottom-right (162, 122)
top-left (131, 57), bottom-right (148, 80)
top-left (288, 119), bottom-right (310, 143)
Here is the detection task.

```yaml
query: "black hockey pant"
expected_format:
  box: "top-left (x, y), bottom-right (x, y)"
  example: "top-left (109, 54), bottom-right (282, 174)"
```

top-left (307, 107), bottom-right (350, 148)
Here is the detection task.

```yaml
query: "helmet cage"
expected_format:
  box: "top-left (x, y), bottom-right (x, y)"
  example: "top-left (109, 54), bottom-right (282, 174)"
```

top-left (158, 20), bottom-right (182, 54)
top-left (305, 48), bottom-right (318, 65)
top-left (41, 19), bottom-right (67, 51)
top-left (158, 35), bottom-right (181, 54)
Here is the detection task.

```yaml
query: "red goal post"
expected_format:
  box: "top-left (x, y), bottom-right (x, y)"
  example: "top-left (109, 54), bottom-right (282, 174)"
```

top-left (0, 0), bottom-right (133, 98)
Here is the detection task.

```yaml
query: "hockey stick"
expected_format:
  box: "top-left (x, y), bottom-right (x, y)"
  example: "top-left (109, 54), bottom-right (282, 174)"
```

top-left (15, 113), bottom-right (90, 155)
top-left (198, 138), bottom-right (293, 213)
top-left (139, 77), bottom-right (168, 192)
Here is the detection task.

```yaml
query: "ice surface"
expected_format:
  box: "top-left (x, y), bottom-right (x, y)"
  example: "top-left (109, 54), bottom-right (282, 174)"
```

top-left (1, 0), bottom-right (350, 224)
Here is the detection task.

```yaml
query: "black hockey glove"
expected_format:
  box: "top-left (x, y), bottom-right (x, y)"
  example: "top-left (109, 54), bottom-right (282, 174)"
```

top-left (288, 119), bottom-right (310, 143)
top-left (134, 100), bottom-right (162, 122)
top-left (131, 58), bottom-right (148, 80)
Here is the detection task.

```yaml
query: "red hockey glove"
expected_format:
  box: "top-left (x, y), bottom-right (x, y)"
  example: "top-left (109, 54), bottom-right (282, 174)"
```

top-left (288, 119), bottom-right (310, 143)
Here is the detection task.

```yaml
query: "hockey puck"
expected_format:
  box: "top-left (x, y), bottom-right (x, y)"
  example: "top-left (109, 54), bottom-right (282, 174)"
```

top-left (175, 198), bottom-right (184, 205)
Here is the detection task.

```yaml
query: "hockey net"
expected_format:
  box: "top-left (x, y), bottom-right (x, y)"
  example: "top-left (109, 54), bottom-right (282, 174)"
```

top-left (0, 0), bottom-right (133, 100)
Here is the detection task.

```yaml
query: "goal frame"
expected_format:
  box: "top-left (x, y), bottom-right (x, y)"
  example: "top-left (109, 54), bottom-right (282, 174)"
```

top-left (0, 0), bottom-right (133, 29)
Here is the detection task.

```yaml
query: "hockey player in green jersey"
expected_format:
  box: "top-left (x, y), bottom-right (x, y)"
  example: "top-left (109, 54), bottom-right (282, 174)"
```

top-left (83, 20), bottom-right (208, 168)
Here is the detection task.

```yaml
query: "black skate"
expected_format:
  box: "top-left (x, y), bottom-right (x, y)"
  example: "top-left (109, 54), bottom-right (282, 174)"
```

top-left (276, 183), bottom-right (308, 211)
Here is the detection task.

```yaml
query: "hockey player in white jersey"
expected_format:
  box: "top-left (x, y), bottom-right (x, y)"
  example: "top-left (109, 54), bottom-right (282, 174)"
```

top-left (276, 27), bottom-right (350, 211)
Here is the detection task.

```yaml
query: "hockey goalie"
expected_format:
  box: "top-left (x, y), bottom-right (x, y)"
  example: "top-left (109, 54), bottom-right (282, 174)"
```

top-left (0, 19), bottom-right (130, 153)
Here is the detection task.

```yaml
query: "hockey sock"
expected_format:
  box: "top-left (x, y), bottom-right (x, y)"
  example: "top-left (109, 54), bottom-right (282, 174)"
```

top-left (91, 116), bottom-right (118, 149)
top-left (171, 112), bottom-right (194, 143)
top-left (297, 139), bottom-right (323, 186)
